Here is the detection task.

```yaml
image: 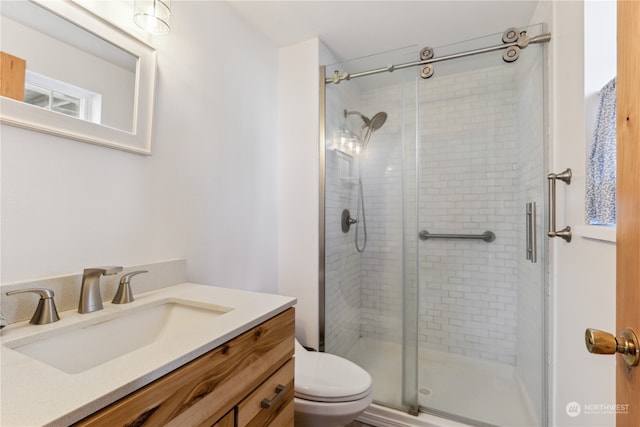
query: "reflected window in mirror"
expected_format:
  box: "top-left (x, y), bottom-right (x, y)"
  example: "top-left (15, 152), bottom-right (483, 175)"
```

top-left (24, 71), bottom-right (102, 123)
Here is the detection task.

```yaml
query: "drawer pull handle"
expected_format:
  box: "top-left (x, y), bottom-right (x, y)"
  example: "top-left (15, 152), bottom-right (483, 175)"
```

top-left (260, 384), bottom-right (286, 409)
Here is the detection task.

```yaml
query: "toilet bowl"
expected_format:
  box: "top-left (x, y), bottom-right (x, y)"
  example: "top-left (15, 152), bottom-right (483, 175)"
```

top-left (294, 339), bottom-right (373, 427)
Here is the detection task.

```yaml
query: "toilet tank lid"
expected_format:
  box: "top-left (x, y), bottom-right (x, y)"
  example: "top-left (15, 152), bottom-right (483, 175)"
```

top-left (294, 350), bottom-right (372, 402)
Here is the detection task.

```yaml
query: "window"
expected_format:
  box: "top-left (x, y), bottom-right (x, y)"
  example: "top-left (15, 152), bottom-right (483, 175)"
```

top-left (24, 71), bottom-right (102, 123)
top-left (584, 1), bottom-right (617, 228)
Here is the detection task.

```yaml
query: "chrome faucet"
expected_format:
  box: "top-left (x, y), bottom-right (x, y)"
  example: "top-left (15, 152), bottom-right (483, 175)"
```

top-left (78, 266), bottom-right (122, 313)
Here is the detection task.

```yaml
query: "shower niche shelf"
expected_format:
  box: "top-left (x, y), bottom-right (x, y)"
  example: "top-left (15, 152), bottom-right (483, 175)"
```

top-left (340, 176), bottom-right (359, 186)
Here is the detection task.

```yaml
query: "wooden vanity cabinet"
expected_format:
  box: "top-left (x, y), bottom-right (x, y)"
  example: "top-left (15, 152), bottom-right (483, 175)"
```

top-left (75, 308), bottom-right (295, 427)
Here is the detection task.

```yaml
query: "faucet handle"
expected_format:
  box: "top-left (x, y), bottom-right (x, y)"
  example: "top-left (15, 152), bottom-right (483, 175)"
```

top-left (112, 270), bottom-right (148, 304)
top-left (5, 288), bottom-right (60, 325)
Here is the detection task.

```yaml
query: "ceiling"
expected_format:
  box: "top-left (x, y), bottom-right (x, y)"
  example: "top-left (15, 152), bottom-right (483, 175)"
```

top-left (227, 1), bottom-right (540, 63)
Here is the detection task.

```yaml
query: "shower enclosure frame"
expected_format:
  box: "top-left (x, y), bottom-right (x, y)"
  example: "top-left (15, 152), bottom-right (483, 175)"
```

top-left (318, 26), bottom-right (551, 425)
top-left (318, 66), bottom-right (327, 352)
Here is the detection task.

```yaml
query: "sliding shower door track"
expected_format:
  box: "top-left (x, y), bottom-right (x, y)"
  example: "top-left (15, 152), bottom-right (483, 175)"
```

top-left (326, 27), bottom-right (551, 85)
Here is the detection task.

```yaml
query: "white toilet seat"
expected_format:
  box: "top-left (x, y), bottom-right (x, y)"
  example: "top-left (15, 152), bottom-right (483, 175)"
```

top-left (294, 393), bottom-right (373, 415)
top-left (293, 339), bottom-right (373, 427)
top-left (294, 340), bottom-right (373, 403)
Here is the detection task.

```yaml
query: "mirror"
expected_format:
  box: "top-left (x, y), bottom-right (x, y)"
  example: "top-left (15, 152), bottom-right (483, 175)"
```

top-left (0, 0), bottom-right (156, 155)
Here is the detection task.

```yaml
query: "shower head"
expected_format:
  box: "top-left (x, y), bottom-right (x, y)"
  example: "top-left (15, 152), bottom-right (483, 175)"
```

top-left (368, 112), bottom-right (387, 132)
top-left (344, 109), bottom-right (388, 153)
top-left (345, 110), bottom-right (387, 132)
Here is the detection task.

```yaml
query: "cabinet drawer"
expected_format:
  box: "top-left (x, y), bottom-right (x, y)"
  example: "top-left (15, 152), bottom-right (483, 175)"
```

top-left (75, 308), bottom-right (294, 427)
top-left (237, 358), bottom-right (294, 427)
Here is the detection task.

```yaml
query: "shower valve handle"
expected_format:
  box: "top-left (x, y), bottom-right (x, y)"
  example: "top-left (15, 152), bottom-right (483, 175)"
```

top-left (341, 209), bottom-right (357, 233)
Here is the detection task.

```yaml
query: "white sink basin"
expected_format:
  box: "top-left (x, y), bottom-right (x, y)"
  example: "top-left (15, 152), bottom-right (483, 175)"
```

top-left (4, 299), bottom-right (233, 374)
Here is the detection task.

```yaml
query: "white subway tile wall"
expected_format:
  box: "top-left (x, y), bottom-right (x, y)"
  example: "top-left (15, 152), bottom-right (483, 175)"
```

top-left (416, 66), bottom-right (519, 364)
top-left (325, 148), bottom-right (363, 355)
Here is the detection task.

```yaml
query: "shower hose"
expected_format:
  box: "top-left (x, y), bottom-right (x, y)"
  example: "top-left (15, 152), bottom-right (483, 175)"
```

top-left (355, 176), bottom-right (367, 253)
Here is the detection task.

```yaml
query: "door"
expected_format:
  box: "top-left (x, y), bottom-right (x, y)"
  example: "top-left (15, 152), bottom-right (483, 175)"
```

top-left (617, 1), bottom-right (640, 426)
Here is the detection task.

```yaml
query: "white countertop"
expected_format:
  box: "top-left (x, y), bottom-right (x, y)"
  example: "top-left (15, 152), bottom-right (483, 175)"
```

top-left (0, 283), bottom-right (296, 427)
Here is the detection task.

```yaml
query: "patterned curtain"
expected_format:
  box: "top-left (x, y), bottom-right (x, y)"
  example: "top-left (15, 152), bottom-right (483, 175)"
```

top-left (586, 77), bottom-right (617, 225)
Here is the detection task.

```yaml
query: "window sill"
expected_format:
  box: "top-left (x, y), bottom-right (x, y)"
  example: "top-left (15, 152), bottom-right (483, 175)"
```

top-left (573, 224), bottom-right (616, 243)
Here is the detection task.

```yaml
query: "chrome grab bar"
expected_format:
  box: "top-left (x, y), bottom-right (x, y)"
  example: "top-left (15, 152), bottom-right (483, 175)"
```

top-left (547, 168), bottom-right (572, 242)
top-left (418, 230), bottom-right (496, 242)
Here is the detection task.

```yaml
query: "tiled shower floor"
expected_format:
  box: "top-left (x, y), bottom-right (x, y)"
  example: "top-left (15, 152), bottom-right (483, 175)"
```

top-left (345, 337), bottom-right (537, 426)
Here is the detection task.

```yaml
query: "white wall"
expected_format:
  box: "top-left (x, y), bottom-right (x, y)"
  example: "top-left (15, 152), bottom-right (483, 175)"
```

top-left (1, 2), bottom-right (280, 295)
top-left (277, 39), bottom-right (321, 349)
top-left (540, 1), bottom-right (617, 426)
top-left (156, 2), bottom-right (279, 292)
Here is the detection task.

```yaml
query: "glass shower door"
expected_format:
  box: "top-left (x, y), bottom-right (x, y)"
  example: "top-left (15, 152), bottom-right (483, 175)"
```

top-left (322, 24), bottom-right (548, 427)
top-left (414, 27), bottom-right (547, 426)
top-left (323, 46), bottom-right (421, 414)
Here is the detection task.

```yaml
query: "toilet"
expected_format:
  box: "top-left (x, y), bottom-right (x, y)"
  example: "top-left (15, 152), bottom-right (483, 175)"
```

top-left (294, 339), bottom-right (373, 427)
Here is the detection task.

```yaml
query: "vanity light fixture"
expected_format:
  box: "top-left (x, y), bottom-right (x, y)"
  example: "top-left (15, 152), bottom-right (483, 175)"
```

top-left (133, 0), bottom-right (171, 35)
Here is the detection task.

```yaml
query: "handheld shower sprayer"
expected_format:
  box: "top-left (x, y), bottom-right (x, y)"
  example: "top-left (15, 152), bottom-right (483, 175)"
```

top-left (342, 109), bottom-right (388, 253)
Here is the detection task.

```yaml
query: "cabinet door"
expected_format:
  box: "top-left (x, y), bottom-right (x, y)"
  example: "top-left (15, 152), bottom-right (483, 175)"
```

top-left (237, 358), bottom-right (294, 427)
top-left (210, 409), bottom-right (234, 427)
top-left (75, 308), bottom-right (294, 427)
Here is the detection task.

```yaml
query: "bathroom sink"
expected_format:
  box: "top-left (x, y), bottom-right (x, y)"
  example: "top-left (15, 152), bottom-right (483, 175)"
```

top-left (4, 299), bottom-right (233, 374)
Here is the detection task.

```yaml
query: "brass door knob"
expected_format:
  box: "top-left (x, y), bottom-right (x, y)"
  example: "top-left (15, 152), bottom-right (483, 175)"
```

top-left (585, 328), bottom-right (640, 367)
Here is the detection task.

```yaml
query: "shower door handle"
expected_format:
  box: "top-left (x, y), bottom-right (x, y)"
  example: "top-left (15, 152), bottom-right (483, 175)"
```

top-left (526, 202), bottom-right (537, 263)
top-left (547, 168), bottom-right (572, 242)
